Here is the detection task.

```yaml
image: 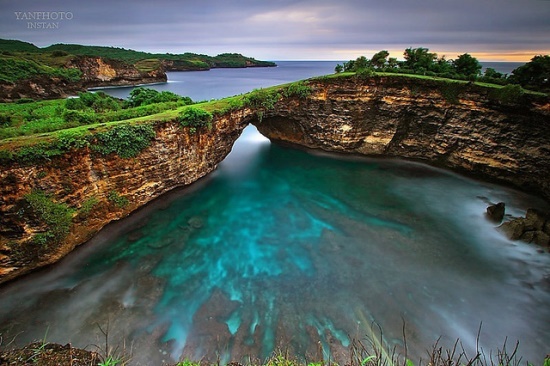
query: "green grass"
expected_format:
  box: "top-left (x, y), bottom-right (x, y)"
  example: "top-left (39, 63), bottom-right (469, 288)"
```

top-left (0, 54), bottom-right (81, 83)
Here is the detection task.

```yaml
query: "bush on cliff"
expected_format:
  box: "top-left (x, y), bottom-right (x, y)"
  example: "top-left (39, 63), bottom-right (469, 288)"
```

top-left (177, 106), bottom-right (213, 132)
top-left (24, 190), bottom-right (74, 247)
top-left (126, 87), bottom-right (193, 107)
top-left (91, 123), bottom-right (156, 158)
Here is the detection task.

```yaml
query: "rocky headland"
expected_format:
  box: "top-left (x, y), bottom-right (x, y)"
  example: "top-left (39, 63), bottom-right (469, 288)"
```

top-left (1, 74), bottom-right (549, 284)
top-left (0, 55), bottom-right (167, 102)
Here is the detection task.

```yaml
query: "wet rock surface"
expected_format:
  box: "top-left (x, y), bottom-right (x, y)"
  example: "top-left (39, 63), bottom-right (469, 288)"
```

top-left (486, 202), bottom-right (506, 223)
top-left (499, 208), bottom-right (550, 247)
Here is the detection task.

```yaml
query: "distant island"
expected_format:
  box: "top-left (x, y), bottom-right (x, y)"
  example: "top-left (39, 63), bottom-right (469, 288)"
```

top-left (0, 39), bottom-right (276, 101)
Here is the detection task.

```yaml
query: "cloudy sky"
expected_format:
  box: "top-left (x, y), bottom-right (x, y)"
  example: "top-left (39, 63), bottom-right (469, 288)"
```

top-left (1, 0), bottom-right (549, 61)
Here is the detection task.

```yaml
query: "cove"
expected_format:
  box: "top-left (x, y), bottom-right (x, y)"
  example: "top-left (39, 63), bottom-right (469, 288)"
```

top-left (0, 126), bottom-right (549, 365)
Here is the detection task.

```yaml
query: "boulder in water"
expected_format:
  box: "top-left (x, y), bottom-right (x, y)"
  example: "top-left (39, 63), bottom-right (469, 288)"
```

top-left (498, 208), bottom-right (550, 248)
top-left (499, 218), bottom-right (526, 240)
top-left (486, 202), bottom-right (505, 223)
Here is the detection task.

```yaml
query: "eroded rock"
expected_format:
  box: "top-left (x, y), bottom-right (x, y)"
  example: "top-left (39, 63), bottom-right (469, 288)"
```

top-left (486, 202), bottom-right (505, 223)
top-left (498, 208), bottom-right (550, 248)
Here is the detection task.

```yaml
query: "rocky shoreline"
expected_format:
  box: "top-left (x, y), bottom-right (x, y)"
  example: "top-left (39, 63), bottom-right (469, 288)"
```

top-left (0, 55), bottom-right (167, 102)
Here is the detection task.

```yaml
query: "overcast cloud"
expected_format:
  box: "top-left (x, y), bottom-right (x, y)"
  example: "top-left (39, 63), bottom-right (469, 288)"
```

top-left (1, 0), bottom-right (549, 61)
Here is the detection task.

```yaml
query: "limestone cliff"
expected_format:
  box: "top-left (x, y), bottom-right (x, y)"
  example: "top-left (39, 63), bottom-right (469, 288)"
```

top-left (1, 75), bottom-right (549, 284)
top-left (67, 56), bottom-right (167, 88)
top-left (0, 56), bottom-right (167, 102)
top-left (0, 108), bottom-right (254, 284)
top-left (256, 76), bottom-right (550, 201)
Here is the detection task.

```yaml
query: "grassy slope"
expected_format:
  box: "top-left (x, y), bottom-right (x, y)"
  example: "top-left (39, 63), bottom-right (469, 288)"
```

top-left (0, 39), bottom-right (276, 82)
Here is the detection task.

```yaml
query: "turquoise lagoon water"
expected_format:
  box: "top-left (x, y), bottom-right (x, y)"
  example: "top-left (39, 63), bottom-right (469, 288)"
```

top-left (0, 126), bottom-right (549, 365)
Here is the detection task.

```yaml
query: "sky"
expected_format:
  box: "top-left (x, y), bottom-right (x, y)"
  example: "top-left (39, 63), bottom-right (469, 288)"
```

top-left (0, 0), bottom-right (549, 61)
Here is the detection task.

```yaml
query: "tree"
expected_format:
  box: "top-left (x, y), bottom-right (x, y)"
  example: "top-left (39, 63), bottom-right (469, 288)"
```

top-left (354, 56), bottom-right (370, 70)
top-left (432, 56), bottom-right (454, 75)
top-left (452, 53), bottom-right (482, 78)
top-left (484, 68), bottom-right (504, 79)
top-left (387, 57), bottom-right (398, 69)
top-left (403, 47), bottom-right (437, 71)
top-left (343, 60), bottom-right (355, 72)
top-left (334, 64), bottom-right (343, 73)
top-left (370, 50), bottom-right (389, 69)
top-left (509, 55), bottom-right (550, 91)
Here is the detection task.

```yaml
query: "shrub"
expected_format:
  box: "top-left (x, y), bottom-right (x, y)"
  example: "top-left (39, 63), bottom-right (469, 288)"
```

top-left (489, 84), bottom-right (524, 104)
top-left (91, 123), bottom-right (156, 158)
top-left (62, 109), bottom-right (97, 125)
top-left (107, 190), bottom-right (129, 208)
top-left (0, 113), bottom-right (12, 127)
top-left (355, 67), bottom-right (376, 79)
top-left (177, 107), bottom-right (213, 131)
top-left (125, 88), bottom-right (193, 108)
top-left (282, 82), bottom-right (312, 99)
top-left (79, 196), bottom-right (99, 219)
top-left (24, 190), bottom-right (74, 245)
top-left (244, 88), bottom-right (280, 110)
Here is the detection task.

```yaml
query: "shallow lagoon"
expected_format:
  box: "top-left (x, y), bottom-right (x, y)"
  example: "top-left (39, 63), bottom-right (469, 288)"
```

top-left (0, 126), bottom-right (549, 365)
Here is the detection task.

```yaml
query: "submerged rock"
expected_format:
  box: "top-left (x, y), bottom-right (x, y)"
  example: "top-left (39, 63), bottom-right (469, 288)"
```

top-left (486, 202), bottom-right (505, 223)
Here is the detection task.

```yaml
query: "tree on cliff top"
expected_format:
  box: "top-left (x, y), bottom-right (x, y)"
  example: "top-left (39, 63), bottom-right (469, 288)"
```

top-left (403, 47), bottom-right (437, 72)
top-left (452, 53), bottom-right (482, 78)
top-left (371, 50), bottom-right (389, 69)
top-left (510, 55), bottom-right (550, 92)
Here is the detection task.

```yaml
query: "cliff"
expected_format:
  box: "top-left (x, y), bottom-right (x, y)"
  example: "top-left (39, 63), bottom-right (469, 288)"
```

top-left (1, 74), bottom-right (549, 284)
top-left (0, 108), bottom-right (254, 284)
top-left (0, 56), bottom-right (167, 102)
top-left (68, 56), bottom-right (167, 88)
top-left (256, 76), bottom-right (550, 201)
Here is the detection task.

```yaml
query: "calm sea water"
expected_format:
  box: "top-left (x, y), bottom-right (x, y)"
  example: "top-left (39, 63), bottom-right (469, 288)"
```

top-left (97, 61), bottom-right (340, 101)
top-left (1, 61), bottom-right (547, 366)
top-left (95, 61), bottom-right (525, 101)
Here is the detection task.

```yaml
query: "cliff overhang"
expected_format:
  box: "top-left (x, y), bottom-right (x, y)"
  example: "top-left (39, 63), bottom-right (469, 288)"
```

top-left (1, 74), bottom-right (549, 284)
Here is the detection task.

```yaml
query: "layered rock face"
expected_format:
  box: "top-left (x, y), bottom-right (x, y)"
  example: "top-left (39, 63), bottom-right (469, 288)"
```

top-left (1, 75), bottom-right (549, 284)
top-left (256, 76), bottom-right (550, 200)
top-left (0, 56), bottom-right (167, 101)
top-left (0, 109), bottom-right (253, 284)
top-left (68, 56), bottom-right (167, 88)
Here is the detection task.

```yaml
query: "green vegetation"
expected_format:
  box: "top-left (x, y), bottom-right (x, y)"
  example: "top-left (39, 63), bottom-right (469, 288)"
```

top-left (24, 190), bottom-right (74, 247)
top-left (126, 88), bottom-right (192, 108)
top-left (335, 47), bottom-right (550, 93)
top-left (243, 87), bottom-right (281, 122)
top-left (0, 38), bottom-right (275, 87)
top-left (282, 81), bottom-right (312, 99)
top-left (107, 190), bottom-right (129, 208)
top-left (0, 38), bottom-right (275, 70)
top-left (509, 55), bottom-right (550, 92)
top-left (0, 88), bottom-right (192, 141)
top-left (488, 84), bottom-right (525, 104)
top-left (99, 355), bottom-right (123, 366)
top-left (177, 106), bottom-right (213, 132)
top-left (79, 196), bottom-right (99, 219)
top-left (0, 55), bottom-right (81, 83)
top-left (92, 123), bottom-right (156, 158)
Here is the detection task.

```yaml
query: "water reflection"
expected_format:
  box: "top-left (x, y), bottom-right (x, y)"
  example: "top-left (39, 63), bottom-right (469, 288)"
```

top-left (0, 126), bottom-right (549, 366)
